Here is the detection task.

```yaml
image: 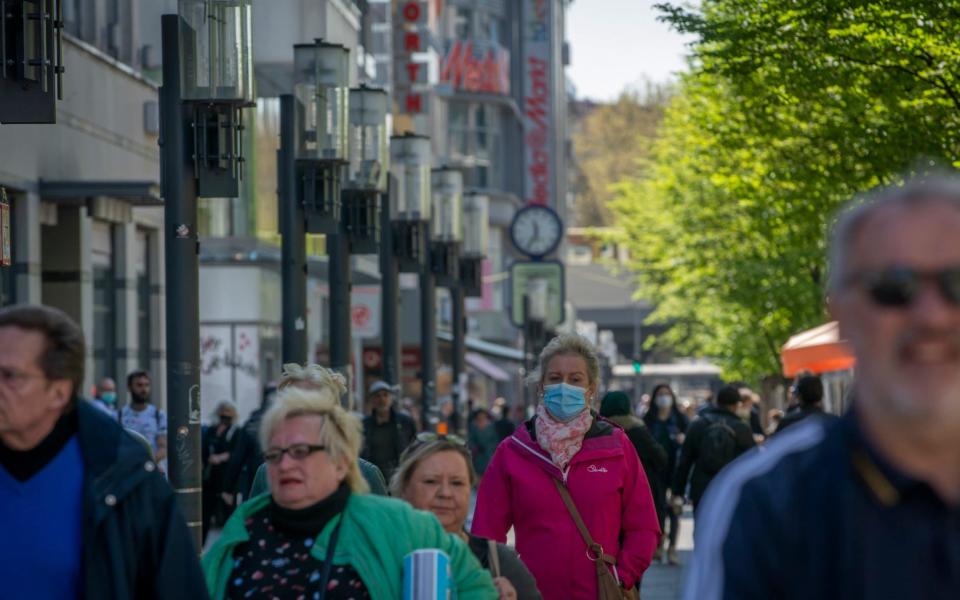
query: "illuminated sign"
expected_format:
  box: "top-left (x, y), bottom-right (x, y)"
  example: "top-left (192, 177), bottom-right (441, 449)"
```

top-left (393, 0), bottom-right (431, 115)
top-left (440, 40), bottom-right (510, 95)
top-left (522, 0), bottom-right (553, 206)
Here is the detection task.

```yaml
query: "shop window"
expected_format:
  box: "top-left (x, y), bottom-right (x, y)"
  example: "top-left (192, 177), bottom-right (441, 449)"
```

top-left (92, 221), bottom-right (116, 384)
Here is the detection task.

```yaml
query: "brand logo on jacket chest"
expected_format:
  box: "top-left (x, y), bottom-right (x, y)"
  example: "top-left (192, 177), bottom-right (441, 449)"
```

top-left (587, 464), bottom-right (608, 473)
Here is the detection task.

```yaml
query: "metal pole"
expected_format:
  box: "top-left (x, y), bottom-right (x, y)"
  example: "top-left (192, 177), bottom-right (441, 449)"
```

top-left (379, 177), bottom-right (401, 387)
top-left (328, 228), bottom-right (352, 385)
top-left (451, 284), bottom-right (466, 433)
top-left (420, 232), bottom-right (437, 431)
top-left (522, 294), bottom-right (531, 413)
top-left (279, 94), bottom-right (307, 365)
top-left (633, 305), bottom-right (642, 406)
top-left (160, 14), bottom-right (202, 552)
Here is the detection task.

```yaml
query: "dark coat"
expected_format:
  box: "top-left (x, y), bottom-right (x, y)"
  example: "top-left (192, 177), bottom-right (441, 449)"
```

top-left (606, 414), bottom-right (669, 520)
top-left (76, 399), bottom-right (208, 599)
top-left (361, 407), bottom-right (418, 480)
top-left (469, 534), bottom-right (543, 600)
top-left (776, 405), bottom-right (840, 434)
top-left (672, 406), bottom-right (756, 507)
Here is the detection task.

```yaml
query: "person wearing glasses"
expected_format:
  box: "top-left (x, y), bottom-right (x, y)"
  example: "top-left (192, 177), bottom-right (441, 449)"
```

top-left (0, 305), bottom-right (206, 599)
top-left (684, 176), bottom-right (960, 599)
top-left (471, 334), bottom-right (660, 599)
top-left (393, 433), bottom-right (542, 600)
top-left (202, 371), bottom-right (498, 599)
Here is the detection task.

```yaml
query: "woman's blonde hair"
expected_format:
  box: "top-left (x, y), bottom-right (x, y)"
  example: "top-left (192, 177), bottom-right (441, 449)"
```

top-left (278, 362), bottom-right (336, 390)
top-left (260, 369), bottom-right (369, 494)
top-left (390, 438), bottom-right (477, 497)
top-left (529, 333), bottom-right (601, 389)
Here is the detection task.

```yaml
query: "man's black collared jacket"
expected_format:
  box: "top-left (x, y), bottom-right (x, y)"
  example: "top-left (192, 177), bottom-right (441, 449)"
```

top-left (684, 410), bottom-right (960, 600)
top-left (77, 399), bottom-right (209, 599)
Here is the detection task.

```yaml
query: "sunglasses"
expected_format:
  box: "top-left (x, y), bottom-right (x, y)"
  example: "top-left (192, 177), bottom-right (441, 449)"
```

top-left (263, 443), bottom-right (327, 464)
top-left (847, 267), bottom-right (960, 308)
top-left (415, 432), bottom-right (467, 446)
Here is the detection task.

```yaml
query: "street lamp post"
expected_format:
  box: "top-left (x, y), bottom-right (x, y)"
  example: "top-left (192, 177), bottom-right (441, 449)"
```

top-left (292, 40), bottom-right (350, 382)
top-left (453, 192), bottom-right (488, 428)
top-left (160, 0), bottom-right (254, 551)
top-left (388, 134), bottom-right (432, 427)
top-left (429, 168), bottom-right (463, 430)
top-left (279, 93), bottom-right (306, 365)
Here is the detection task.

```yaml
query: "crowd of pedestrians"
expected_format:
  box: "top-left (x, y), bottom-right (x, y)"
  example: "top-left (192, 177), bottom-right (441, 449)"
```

top-left (3, 175), bottom-right (960, 599)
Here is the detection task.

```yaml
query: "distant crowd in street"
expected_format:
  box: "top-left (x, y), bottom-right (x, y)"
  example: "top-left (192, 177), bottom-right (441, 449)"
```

top-left (3, 175), bottom-right (960, 599)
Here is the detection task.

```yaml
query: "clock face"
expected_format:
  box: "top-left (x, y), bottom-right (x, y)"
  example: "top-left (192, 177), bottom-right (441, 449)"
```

top-left (510, 205), bottom-right (563, 258)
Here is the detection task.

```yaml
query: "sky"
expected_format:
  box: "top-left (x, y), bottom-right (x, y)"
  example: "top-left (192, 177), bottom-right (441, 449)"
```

top-left (566, 0), bottom-right (697, 102)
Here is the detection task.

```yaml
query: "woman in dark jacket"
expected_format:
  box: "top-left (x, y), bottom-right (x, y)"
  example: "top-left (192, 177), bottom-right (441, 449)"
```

top-left (599, 391), bottom-right (668, 518)
top-left (643, 384), bottom-right (690, 564)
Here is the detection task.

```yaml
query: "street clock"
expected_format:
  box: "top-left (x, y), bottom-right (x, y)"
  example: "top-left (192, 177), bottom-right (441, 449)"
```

top-left (509, 204), bottom-right (563, 258)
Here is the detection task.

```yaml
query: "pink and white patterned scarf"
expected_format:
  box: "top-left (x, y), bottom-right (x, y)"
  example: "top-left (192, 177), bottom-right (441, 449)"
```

top-left (535, 404), bottom-right (593, 471)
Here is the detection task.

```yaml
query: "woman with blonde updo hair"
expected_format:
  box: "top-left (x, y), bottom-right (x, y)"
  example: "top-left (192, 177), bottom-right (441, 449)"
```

top-left (202, 367), bottom-right (498, 599)
top-left (246, 363), bottom-right (389, 496)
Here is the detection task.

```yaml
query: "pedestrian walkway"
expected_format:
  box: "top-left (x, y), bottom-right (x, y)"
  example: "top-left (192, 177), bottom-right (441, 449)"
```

top-left (640, 512), bottom-right (694, 600)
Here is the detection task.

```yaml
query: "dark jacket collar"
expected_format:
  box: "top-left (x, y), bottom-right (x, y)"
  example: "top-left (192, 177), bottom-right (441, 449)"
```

top-left (841, 407), bottom-right (943, 507)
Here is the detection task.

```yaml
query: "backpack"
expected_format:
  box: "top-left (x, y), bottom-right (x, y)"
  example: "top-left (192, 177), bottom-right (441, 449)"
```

top-left (697, 415), bottom-right (738, 475)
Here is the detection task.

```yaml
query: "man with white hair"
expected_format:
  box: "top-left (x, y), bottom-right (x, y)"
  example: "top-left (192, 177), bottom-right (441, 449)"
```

top-left (685, 176), bottom-right (960, 599)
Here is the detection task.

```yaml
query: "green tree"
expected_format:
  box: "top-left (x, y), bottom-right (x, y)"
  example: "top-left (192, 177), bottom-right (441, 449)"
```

top-left (611, 1), bottom-right (960, 382)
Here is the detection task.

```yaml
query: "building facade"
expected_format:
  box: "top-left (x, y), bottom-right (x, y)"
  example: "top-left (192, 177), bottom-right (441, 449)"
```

top-left (0, 4), bottom-right (166, 407)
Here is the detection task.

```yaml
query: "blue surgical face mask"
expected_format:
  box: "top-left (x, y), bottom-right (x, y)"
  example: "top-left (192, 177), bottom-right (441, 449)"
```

top-left (101, 391), bottom-right (117, 405)
top-left (543, 383), bottom-right (588, 422)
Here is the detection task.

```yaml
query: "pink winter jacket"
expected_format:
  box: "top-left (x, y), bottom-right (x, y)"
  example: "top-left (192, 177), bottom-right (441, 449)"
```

top-left (471, 416), bottom-right (661, 600)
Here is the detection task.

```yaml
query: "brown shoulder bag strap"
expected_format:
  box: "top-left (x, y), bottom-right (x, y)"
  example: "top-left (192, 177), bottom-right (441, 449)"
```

top-left (552, 478), bottom-right (617, 567)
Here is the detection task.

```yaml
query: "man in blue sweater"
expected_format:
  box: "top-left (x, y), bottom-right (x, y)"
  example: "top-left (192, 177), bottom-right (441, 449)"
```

top-left (0, 304), bottom-right (208, 599)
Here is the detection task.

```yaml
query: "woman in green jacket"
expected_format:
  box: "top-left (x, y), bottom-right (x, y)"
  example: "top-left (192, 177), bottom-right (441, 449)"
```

top-left (202, 368), bottom-right (496, 600)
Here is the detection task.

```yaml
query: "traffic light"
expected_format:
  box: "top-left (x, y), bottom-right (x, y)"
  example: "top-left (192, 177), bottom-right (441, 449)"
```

top-left (632, 357), bottom-right (643, 374)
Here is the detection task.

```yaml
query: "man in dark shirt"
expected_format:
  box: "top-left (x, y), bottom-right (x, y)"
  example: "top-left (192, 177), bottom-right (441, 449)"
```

top-left (0, 304), bottom-right (207, 599)
top-left (361, 380), bottom-right (416, 482)
top-left (685, 177), bottom-right (960, 599)
top-left (775, 374), bottom-right (839, 433)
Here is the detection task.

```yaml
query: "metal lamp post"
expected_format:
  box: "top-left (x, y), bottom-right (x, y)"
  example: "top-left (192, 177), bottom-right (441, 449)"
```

top-left (429, 168), bottom-right (463, 429)
top-left (523, 277), bottom-right (549, 410)
top-left (291, 41), bottom-right (351, 382)
top-left (388, 134), bottom-right (432, 427)
top-left (451, 192), bottom-right (488, 429)
top-left (160, 0), bottom-right (254, 551)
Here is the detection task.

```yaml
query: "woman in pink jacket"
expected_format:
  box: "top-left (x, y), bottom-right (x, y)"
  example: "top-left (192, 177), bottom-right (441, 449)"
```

top-left (472, 334), bottom-right (660, 599)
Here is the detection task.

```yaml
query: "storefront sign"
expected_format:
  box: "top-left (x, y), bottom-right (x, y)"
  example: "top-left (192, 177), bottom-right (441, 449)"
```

top-left (440, 40), bottom-right (510, 95)
top-left (521, 0), bottom-right (554, 206)
top-left (394, 0), bottom-right (431, 115)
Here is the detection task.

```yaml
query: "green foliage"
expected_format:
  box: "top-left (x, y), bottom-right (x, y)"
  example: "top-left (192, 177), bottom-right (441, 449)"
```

top-left (572, 86), bottom-right (672, 226)
top-left (612, 1), bottom-right (960, 382)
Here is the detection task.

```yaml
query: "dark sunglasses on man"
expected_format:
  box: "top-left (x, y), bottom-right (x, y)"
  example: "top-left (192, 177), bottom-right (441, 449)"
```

top-left (847, 266), bottom-right (960, 308)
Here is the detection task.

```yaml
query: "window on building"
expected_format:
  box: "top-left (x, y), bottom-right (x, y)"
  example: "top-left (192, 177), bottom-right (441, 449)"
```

top-left (136, 230), bottom-right (151, 371)
top-left (1, 196), bottom-right (15, 306)
top-left (92, 221), bottom-right (116, 384)
top-left (447, 101), bottom-right (502, 189)
top-left (453, 7), bottom-right (473, 39)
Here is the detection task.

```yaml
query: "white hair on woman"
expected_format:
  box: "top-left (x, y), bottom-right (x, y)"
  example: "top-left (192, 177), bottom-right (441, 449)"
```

top-left (260, 369), bottom-right (369, 494)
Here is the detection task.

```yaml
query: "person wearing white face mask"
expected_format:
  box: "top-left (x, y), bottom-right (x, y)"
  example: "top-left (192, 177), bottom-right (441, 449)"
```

top-left (643, 384), bottom-right (690, 564)
top-left (472, 334), bottom-right (660, 600)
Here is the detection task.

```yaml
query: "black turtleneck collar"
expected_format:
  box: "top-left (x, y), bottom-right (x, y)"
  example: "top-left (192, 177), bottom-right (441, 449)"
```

top-left (0, 407), bottom-right (78, 482)
top-left (268, 482), bottom-right (351, 536)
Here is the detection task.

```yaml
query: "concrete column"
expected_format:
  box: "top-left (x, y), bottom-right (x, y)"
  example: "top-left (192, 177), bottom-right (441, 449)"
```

top-left (113, 221), bottom-right (139, 409)
top-left (41, 205), bottom-right (94, 394)
top-left (14, 192), bottom-right (42, 303)
top-left (149, 226), bottom-right (167, 409)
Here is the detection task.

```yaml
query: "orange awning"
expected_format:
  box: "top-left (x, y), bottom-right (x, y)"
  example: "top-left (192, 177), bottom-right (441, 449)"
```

top-left (781, 321), bottom-right (856, 377)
